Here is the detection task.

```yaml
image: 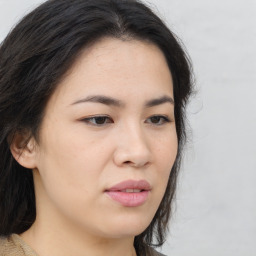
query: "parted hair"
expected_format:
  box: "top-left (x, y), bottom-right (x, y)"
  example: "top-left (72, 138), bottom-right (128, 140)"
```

top-left (0, 0), bottom-right (193, 255)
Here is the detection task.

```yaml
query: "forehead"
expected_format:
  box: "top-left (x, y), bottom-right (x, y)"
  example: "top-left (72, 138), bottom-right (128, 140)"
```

top-left (71, 37), bottom-right (170, 75)
top-left (47, 37), bottom-right (173, 107)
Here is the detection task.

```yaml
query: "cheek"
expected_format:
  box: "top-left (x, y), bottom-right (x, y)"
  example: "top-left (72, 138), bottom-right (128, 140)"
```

top-left (35, 138), bottom-right (103, 227)
top-left (153, 130), bottom-right (178, 168)
top-left (36, 124), bottom-right (113, 201)
top-left (150, 130), bottom-right (178, 193)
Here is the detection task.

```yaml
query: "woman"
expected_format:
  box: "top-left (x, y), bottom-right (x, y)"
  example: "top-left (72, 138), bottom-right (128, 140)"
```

top-left (0, 0), bottom-right (193, 255)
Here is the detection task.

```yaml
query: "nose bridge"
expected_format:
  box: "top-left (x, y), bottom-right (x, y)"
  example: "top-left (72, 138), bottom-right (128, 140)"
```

top-left (125, 121), bottom-right (147, 148)
top-left (114, 120), bottom-right (151, 167)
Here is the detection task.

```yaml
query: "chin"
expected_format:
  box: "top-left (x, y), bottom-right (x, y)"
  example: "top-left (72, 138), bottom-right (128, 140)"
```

top-left (101, 213), bottom-right (153, 238)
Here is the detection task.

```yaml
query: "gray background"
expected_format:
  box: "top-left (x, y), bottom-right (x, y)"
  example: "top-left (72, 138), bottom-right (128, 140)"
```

top-left (0, 0), bottom-right (255, 255)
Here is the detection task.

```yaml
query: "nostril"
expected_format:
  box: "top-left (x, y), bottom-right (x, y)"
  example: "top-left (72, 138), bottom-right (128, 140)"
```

top-left (123, 160), bottom-right (150, 168)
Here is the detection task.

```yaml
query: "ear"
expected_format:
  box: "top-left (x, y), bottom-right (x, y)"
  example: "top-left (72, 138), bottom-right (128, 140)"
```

top-left (10, 132), bottom-right (38, 169)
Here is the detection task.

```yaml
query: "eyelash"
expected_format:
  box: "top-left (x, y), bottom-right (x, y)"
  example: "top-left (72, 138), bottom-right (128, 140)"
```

top-left (81, 115), bottom-right (171, 126)
top-left (81, 115), bottom-right (113, 126)
top-left (147, 115), bottom-right (171, 125)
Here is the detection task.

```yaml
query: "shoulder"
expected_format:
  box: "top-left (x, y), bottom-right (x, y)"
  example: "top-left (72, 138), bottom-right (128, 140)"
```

top-left (0, 235), bottom-right (23, 256)
top-left (0, 234), bottom-right (37, 256)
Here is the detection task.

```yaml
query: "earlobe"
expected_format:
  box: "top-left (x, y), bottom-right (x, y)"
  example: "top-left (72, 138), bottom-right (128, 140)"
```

top-left (10, 132), bottom-right (38, 169)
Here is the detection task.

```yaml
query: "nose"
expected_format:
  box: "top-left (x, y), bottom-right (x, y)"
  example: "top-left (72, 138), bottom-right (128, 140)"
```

top-left (113, 124), bottom-right (152, 168)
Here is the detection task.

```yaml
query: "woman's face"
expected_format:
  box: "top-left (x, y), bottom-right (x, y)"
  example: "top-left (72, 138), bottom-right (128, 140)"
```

top-left (32, 37), bottom-right (177, 239)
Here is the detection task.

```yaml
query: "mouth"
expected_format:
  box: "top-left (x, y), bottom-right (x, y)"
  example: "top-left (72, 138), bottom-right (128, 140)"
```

top-left (120, 189), bottom-right (144, 193)
top-left (105, 180), bottom-right (151, 207)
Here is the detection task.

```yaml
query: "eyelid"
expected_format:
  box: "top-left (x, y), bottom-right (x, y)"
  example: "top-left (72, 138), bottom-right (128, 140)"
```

top-left (79, 114), bottom-right (173, 127)
top-left (145, 115), bottom-right (172, 125)
top-left (80, 115), bottom-right (113, 126)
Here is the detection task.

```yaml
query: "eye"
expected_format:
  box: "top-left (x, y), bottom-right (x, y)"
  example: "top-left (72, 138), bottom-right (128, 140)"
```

top-left (146, 115), bottom-right (171, 125)
top-left (81, 116), bottom-right (113, 126)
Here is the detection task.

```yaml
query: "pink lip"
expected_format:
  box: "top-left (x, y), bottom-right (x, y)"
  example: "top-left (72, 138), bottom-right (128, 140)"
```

top-left (105, 180), bottom-right (151, 207)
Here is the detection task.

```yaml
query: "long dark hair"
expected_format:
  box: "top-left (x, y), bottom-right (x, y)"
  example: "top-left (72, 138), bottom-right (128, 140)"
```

top-left (0, 0), bottom-right (193, 254)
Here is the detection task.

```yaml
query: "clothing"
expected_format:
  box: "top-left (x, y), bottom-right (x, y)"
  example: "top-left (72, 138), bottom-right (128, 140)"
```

top-left (0, 234), bottom-right (166, 256)
top-left (0, 234), bottom-right (39, 256)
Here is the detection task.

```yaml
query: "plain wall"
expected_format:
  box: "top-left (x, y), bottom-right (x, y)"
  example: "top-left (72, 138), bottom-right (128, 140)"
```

top-left (0, 0), bottom-right (255, 255)
top-left (151, 1), bottom-right (256, 255)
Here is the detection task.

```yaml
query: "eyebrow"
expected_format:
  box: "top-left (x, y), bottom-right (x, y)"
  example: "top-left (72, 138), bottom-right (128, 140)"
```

top-left (145, 95), bottom-right (174, 107)
top-left (71, 95), bottom-right (174, 107)
top-left (71, 95), bottom-right (123, 107)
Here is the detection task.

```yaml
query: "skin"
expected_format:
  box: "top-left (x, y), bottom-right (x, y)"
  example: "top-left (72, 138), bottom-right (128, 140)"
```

top-left (12, 37), bottom-right (178, 256)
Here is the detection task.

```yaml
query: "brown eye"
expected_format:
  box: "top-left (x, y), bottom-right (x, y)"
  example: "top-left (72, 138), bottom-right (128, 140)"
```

top-left (82, 116), bottom-right (113, 126)
top-left (93, 117), bottom-right (108, 125)
top-left (146, 115), bottom-right (171, 125)
top-left (150, 116), bottom-right (161, 123)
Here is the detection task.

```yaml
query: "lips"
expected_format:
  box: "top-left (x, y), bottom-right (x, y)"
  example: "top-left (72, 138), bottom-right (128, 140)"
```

top-left (105, 180), bottom-right (151, 207)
